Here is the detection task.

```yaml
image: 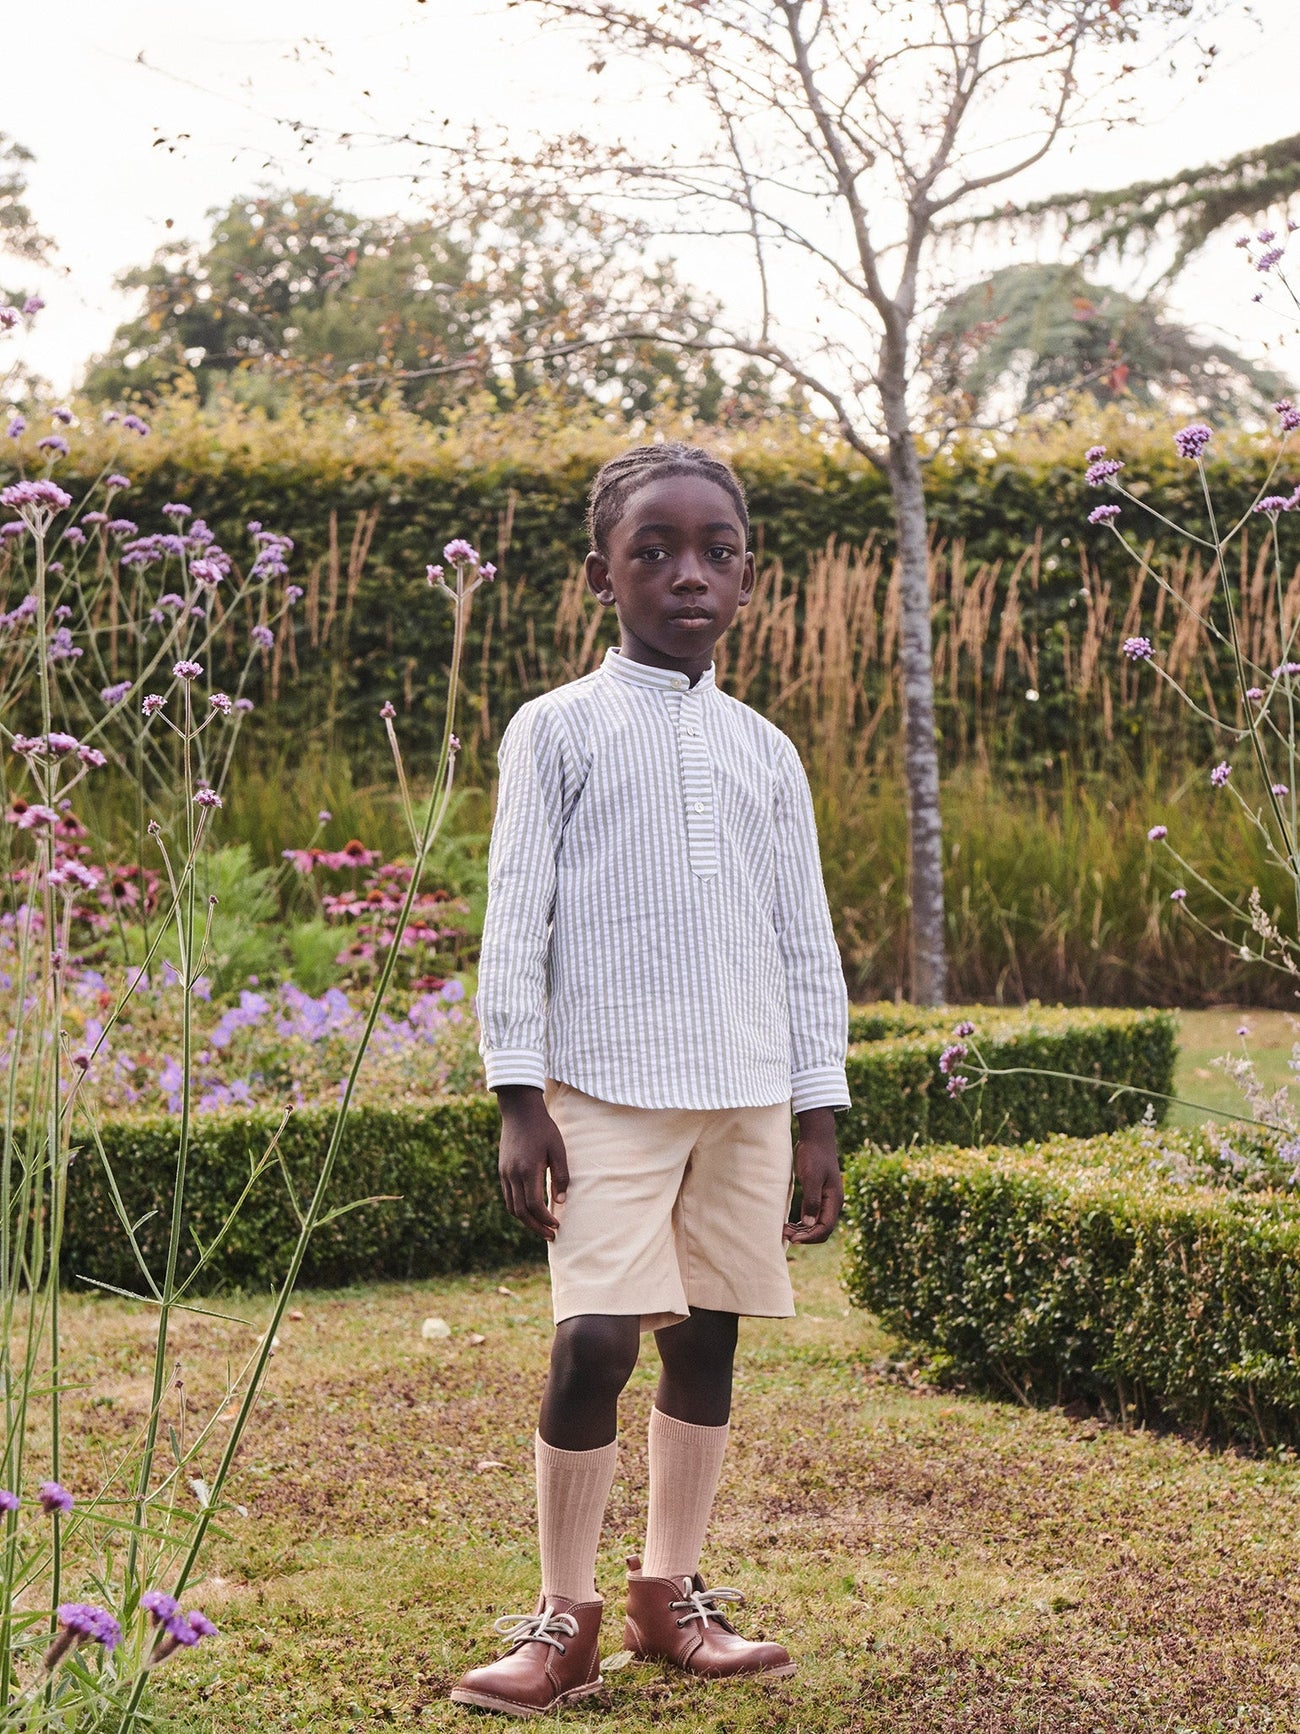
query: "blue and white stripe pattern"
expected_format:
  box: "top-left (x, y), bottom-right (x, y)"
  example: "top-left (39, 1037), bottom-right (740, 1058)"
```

top-left (477, 647), bottom-right (850, 1114)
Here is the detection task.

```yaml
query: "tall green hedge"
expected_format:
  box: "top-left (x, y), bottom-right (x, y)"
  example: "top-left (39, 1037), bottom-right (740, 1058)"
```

top-left (56, 1004), bottom-right (1174, 1292)
top-left (8, 398), bottom-right (1292, 772)
top-left (841, 1002), bottom-right (1176, 1151)
top-left (841, 1130), bottom-right (1300, 1448)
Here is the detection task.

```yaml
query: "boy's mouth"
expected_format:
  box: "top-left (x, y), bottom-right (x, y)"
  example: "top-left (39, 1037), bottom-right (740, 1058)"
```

top-left (670, 608), bottom-right (713, 624)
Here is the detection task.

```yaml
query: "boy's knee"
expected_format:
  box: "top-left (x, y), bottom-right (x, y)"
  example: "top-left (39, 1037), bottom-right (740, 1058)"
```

top-left (549, 1314), bottom-right (640, 1401)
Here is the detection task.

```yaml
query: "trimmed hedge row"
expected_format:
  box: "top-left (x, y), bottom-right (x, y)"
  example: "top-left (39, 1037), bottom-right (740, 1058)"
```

top-left (56, 1004), bottom-right (1176, 1292)
top-left (841, 1130), bottom-right (1300, 1447)
top-left (62, 1099), bottom-right (534, 1294)
top-left (841, 1002), bottom-right (1177, 1151)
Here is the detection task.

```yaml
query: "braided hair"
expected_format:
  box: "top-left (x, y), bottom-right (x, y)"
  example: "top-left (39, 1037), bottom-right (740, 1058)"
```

top-left (586, 442), bottom-right (749, 556)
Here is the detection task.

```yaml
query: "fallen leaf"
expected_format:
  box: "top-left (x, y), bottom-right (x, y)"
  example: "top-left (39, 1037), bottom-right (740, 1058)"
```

top-left (466, 1332), bottom-right (486, 1346)
top-left (475, 1458), bottom-right (508, 1472)
top-left (496, 1286), bottom-right (516, 1297)
top-left (602, 1650), bottom-right (636, 1672)
top-left (421, 1317), bottom-right (452, 1340)
top-left (287, 1308), bottom-right (304, 1322)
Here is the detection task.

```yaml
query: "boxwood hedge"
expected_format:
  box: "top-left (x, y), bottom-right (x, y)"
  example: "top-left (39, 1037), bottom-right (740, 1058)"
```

top-left (55, 1003), bottom-right (1175, 1294)
top-left (841, 1002), bottom-right (1176, 1151)
top-left (842, 1129), bottom-right (1300, 1447)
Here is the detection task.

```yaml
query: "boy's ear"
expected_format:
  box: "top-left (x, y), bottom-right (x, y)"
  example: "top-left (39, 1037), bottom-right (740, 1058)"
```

top-left (584, 550), bottom-right (615, 606)
top-left (737, 550), bottom-right (757, 607)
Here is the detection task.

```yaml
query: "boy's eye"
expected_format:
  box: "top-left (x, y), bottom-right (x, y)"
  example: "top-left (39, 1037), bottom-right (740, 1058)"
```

top-left (708, 546), bottom-right (736, 562)
top-left (635, 546), bottom-right (669, 562)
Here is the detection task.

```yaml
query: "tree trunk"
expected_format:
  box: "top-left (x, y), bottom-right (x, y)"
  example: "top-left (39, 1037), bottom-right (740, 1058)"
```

top-left (880, 371), bottom-right (947, 1006)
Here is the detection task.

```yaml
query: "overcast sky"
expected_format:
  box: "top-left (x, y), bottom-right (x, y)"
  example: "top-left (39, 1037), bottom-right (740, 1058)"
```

top-left (8, 0), bottom-right (1297, 394)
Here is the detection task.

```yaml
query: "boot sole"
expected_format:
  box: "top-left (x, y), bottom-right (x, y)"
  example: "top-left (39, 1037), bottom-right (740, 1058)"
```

top-left (627, 1652), bottom-right (798, 1682)
top-left (449, 1677), bottom-right (606, 1717)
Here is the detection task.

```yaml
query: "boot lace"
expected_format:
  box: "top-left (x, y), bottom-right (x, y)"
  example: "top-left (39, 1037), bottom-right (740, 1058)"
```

top-left (669, 1585), bottom-right (746, 1629)
top-left (492, 1608), bottom-right (579, 1654)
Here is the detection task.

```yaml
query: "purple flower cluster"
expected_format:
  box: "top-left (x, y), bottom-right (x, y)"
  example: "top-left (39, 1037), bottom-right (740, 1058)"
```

top-left (0, 593), bottom-right (37, 633)
top-left (143, 1590), bottom-right (218, 1663)
top-left (938, 1041), bottom-right (967, 1075)
top-left (1173, 423), bottom-right (1213, 460)
top-left (1, 478), bottom-right (72, 513)
top-left (1254, 495), bottom-right (1294, 515)
top-left (1210, 761), bottom-right (1231, 787)
top-left (1277, 399), bottom-right (1300, 434)
top-left (1085, 457), bottom-right (1124, 487)
top-left (250, 528), bottom-right (294, 580)
top-left (47, 1602), bottom-right (122, 1664)
top-left (1122, 636), bottom-right (1153, 662)
top-left (39, 1480), bottom-right (74, 1514)
top-left (1088, 504), bottom-right (1121, 525)
top-left (1147, 824), bottom-right (1168, 841)
top-left (443, 538), bottom-right (479, 564)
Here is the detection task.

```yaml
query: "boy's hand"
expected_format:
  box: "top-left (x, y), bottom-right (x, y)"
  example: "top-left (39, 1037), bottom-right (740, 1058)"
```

top-left (783, 1106), bottom-right (843, 1244)
top-left (496, 1086), bottom-right (570, 1242)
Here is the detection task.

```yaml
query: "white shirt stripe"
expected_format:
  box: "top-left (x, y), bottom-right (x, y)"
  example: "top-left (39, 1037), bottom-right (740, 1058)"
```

top-left (476, 647), bottom-right (850, 1113)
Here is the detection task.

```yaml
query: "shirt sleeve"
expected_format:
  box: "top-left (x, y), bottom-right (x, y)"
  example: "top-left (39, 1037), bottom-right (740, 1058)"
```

top-left (772, 737), bottom-right (851, 1114)
top-left (476, 701), bottom-right (564, 1091)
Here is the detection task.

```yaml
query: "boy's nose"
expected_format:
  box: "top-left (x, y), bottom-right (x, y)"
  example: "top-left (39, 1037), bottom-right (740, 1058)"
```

top-left (671, 558), bottom-right (709, 591)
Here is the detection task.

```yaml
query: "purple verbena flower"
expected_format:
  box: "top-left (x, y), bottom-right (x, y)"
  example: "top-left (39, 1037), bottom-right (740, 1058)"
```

top-left (47, 626), bottom-right (82, 663)
top-left (425, 564), bottom-right (444, 585)
top-left (1170, 888), bottom-right (1187, 902)
top-left (1174, 423), bottom-right (1213, 460)
top-left (186, 1611), bottom-right (217, 1640)
top-left (1254, 496), bottom-right (1292, 515)
top-left (162, 502), bottom-right (191, 519)
top-left (938, 1042), bottom-right (968, 1075)
top-left (234, 697), bottom-right (254, 713)
top-left (172, 659), bottom-right (203, 681)
top-left (106, 518), bottom-right (136, 536)
top-left (37, 435), bottom-right (69, 457)
top-left (1210, 761), bottom-right (1231, 787)
top-left (15, 805), bottom-right (59, 830)
top-left (120, 415), bottom-right (149, 436)
top-left (190, 558), bottom-right (225, 588)
top-left (38, 1481), bottom-right (74, 1514)
top-left (1085, 458), bottom-right (1124, 487)
top-left (1147, 824), bottom-right (1168, 841)
top-left (317, 809), bottom-right (332, 824)
top-left (6, 416), bottom-right (24, 438)
top-left (106, 474), bottom-right (130, 490)
top-left (1122, 636), bottom-right (1153, 661)
top-left (142, 694), bottom-right (165, 717)
top-left (100, 680), bottom-right (131, 706)
top-left (1278, 400), bottom-right (1300, 433)
top-left (1258, 247), bottom-right (1284, 273)
top-left (1272, 783), bottom-right (1290, 796)
top-left (63, 525), bottom-right (85, 545)
top-left (1273, 661), bottom-right (1300, 678)
top-left (1084, 445), bottom-right (1107, 461)
top-left (78, 745), bottom-right (106, 768)
top-left (209, 691), bottom-right (233, 715)
top-left (1246, 686), bottom-right (1265, 701)
top-left (51, 1602), bottom-right (121, 1655)
top-left (0, 1490), bottom-right (18, 1512)
top-left (51, 406), bottom-right (73, 426)
top-left (1088, 504), bottom-right (1121, 525)
top-left (443, 538), bottom-right (479, 564)
top-left (142, 1591), bottom-right (179, 1624)
top-left (945, 1075), bottom-right (969, 1096)
top-left (954, 1019), bottom-right (975, 1037)
top-left (82, 510), bottom-right (107, 525)
top-left (250, 624), bottom-right (274, 650)
top-left (380, 700), bottom-right (396, 719)
top-left (194, 788), bottom-right (222, 809)
top-left (22, 295), bottom-right (43, 315)
top-left (1, 479), bottom-right (72, 513)
top-left (285, 583), bottom-right (304, 602)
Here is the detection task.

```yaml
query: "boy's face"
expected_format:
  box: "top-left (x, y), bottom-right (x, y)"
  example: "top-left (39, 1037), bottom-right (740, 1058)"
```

top-left (584, 473), bottom-right (756, 675)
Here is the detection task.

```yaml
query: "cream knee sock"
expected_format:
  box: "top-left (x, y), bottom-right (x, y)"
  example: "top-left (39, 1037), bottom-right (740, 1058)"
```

top-left (535, 1433), bottom-right (618, 1605)
top-left (642, 1406), bottom-right (730, 1581)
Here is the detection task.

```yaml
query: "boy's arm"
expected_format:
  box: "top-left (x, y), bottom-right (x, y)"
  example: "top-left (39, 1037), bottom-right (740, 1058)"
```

top-left (773, 741), bottom-right (850, 1245)
top-left (477, 704), bottom-right (562, 1092)
top-left (477, 706), bottom-right (570, 1240)
top-left (772, 739), bottom-right (851, 1116)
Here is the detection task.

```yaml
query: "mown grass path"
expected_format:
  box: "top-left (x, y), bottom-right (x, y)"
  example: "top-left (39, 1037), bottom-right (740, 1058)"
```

top-left (48, 1231), bottom-right (1299, 1734)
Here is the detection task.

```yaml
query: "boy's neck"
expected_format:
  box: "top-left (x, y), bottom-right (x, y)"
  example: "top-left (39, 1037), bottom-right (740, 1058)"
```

top-left (616, 636), bottom-right (715, 688)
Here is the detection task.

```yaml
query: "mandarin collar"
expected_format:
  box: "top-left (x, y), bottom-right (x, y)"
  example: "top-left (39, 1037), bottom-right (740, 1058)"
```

top-left (600, 646), bottom-right (716, 694)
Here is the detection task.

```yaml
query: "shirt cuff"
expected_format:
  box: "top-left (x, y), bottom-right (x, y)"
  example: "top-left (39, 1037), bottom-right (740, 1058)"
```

top-left (483, 1048), bottom-right (548, 1092)
top-left (791, 1064), bottom-right (851, 1115)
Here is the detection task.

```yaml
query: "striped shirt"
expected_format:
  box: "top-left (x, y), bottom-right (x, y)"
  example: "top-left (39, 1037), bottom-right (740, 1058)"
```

top-left (476, 646), bottom-right (850, 1114)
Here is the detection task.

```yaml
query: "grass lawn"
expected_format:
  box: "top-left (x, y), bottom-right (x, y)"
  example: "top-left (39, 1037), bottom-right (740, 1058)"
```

top-left (1169, 1005), bottom-right (1299, 1127)
top-left (51, 1233), bottom-right (1299, 1734)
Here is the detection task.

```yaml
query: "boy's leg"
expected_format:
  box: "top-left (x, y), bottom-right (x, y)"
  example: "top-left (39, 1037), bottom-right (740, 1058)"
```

top-left (535, 1314), bottom-right (640, 1601)
top-left (451, 1315), bottom-right (638, 1716)
top-left (643, 1307), bottom-right (736, 1579)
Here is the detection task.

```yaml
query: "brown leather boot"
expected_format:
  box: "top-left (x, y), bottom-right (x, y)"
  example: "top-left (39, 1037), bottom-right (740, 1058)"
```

top-left (449, 1595), bottom-right (605, 1717)
top-left (623, 1555), bottom-right (795, 1680)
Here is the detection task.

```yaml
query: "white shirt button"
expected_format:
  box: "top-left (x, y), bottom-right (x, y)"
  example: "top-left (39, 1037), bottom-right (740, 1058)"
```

top-left (685, 725), bottom-right (699, 735)
top-left (693, 802), bottom-right (705, 813)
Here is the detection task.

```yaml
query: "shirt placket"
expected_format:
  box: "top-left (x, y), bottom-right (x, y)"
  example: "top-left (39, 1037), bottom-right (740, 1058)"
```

top-left (674, 685), bottom-right (718, 880)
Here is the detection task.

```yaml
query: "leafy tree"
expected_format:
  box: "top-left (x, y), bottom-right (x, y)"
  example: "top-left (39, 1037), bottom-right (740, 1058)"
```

top-left (928, 263), bottom-right (1286, 421)
top-left (946, 132), bottom-right (1300, 281)
top-left (84, 190), bottom-right (778, 421)
top-left (0, 133), bottom-right (50, 290)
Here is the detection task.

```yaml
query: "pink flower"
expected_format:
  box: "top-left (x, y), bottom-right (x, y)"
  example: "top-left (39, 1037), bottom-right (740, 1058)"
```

top-left (442, 538), bottom-right (479, 564)
top-left (1173, 423), bottom-right (1212, 460)
top-left (380, 701), bottom-right (396, 719)
top-left (172, 660), bottom-right (203, 681)
top-left (1147, 824), bottom-right (1168, 841)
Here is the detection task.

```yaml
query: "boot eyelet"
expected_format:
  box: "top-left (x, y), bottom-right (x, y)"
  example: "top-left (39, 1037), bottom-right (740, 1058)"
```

top-left (675, 1618), bottom-right (685, 1627)
top-left (558, 1643), bottom-right (567, 1654)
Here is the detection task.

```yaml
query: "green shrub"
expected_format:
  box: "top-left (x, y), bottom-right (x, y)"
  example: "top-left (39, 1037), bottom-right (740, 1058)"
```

top-left (61, 1100), bottom-right (535, 1293)
top-left (841, 1128), bottom-right (1300, 1447)
top-left (841, 1002), bottom-right (1177, 1149)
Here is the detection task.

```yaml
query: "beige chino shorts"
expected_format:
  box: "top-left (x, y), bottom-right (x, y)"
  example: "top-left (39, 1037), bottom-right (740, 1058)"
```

top-left (542, 1078), bottom-right (797, 1333)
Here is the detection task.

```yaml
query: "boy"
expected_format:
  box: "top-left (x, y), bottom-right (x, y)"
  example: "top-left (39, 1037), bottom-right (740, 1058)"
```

top-left (451, 442), bottom-right (849, 1717)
